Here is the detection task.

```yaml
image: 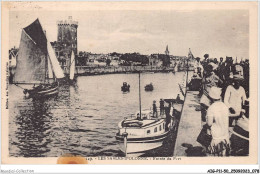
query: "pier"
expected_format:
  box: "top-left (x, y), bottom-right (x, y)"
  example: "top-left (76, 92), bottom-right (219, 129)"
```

top-left (174, 90), bottom-right (240, 157)
top-left (174, 91), bottom-right (202, 156)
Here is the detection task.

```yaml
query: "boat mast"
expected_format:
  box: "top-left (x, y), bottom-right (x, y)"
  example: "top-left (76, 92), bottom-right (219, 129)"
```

top-left (139, 71), bottom-right (142, 118)
top-left (45, 53), bottom-right (48, 84)
top-left (186, 50), bottom-right (189, 89)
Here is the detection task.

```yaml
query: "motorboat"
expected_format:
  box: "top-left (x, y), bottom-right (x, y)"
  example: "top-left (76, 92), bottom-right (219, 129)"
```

top-left (115, 101), bottom-right (178, 157)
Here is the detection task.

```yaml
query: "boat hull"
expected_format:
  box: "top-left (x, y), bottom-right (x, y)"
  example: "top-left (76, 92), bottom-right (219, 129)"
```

top-left (116, 131), bottom-right (171, 157)
top-left (24, 83), bottom-right (59, 98)
top-left (144, 85), bottom-right (153, 91)
top-left (121, 86), bottom-right (130, 92)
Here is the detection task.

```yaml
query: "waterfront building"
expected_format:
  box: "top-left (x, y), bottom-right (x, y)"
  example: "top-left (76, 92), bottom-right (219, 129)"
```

top-left (149, 54), bottom-right (161, 66)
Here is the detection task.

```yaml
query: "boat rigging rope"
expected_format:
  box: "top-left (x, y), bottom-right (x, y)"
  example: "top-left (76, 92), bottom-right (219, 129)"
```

top-left (14, 84), bottom-right (26, 90)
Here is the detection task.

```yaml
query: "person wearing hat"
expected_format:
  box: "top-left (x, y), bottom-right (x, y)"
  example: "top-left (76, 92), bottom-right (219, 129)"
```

top-left (234, 64), bottom-right (244, 77)
top-left (159, 99), bottom-right (164, 116)
top-left (213, 58), bottom-right (218, 64)
top-left (194, 57), bottom-right (204, 78)
top-left (203, 64), bottom-right (221, 88)
top-left (206, 86), bottom-right (230, 156)
top-left (208, 62), bottom-right (218, 71)
top-left (223, 56), bottom-right (234, 82)
top-left (152, 100), bottom-right (158, 117)
top-left (200, 64), bottom-right (222, 123)
top-left (217, 57), bottom-right (226, 84)
top-left (224, 75), bottom-right (247, 126)
top-left (164, 101), bottom-right (171, 131)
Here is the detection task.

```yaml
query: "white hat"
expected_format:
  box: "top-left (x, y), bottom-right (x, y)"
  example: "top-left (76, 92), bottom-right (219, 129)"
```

top-left (208, 86), bottom-right (222, 100)
top-left (209, 62), bottom-right (218, 70)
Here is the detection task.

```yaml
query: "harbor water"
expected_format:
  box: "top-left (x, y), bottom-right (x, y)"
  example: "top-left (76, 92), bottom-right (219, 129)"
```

top-left (9, 72), bottom-right (186, 157)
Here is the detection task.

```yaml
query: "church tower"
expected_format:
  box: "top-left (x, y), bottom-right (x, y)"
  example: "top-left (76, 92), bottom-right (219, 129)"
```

top-left (165, 45), bottom-right (169, 56)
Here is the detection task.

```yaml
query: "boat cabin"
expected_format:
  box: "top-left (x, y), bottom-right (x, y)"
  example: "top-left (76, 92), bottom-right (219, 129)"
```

top-left (134, 110), bottom-right (155, 120)
top-left (119, 109), bottom-right (169, 138)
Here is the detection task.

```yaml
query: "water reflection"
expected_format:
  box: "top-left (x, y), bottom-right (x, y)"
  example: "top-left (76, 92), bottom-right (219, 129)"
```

top-left (12, 99), bottom-right (52, 157)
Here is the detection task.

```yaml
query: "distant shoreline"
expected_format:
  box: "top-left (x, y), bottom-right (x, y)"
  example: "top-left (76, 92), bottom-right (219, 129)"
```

top-left (70, 65), bottom-right (194, 76)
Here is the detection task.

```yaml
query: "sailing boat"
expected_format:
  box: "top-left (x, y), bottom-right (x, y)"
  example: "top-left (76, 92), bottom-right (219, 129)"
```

top-left (173, 62), bottom-right (178, 73)
top-left (115, 72), bottom-right (182, 157)
top-left (9, 50), bottom-right (17, 68)
top-left (9, 49), bottom-right (18, 83)
top-left (69, 50), bottom-right (76, 83)
top-left (13, 19), bottom-right (64, 98)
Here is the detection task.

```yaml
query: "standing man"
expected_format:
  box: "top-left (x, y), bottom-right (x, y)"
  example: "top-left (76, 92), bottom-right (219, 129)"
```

top-left (242, 59), bottom-right (249, 97)
top-left (153, 100), bottom-right (158, 117)
top-left (159, 99), bottom-right (164, 116)
top-left (164, 101), bottom-right (171, 131)
top-left (224, 75), bottom-right (247, 126)
top-left (176, 94), bottom-right (181, 102)
top-left (202, 54), bottom-right (209, 68)
top-left (218, 57), bottom-right (226, 84)
top-left (213, 58), bottom-right (218, 65)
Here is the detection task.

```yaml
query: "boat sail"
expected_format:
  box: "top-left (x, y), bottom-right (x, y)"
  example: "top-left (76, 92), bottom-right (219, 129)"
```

top-left (13, 19), bottom-right (64, 97)
top-left (9, 51), bottom-right (17, 68)
top-left (69, 51), bottom-right (75, 81)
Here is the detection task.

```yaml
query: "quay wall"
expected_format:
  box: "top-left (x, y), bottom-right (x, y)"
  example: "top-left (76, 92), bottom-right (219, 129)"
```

top-left (72, 66), bottom-right (180, 75)
top-left (174, 91), bottom-right (203, 156)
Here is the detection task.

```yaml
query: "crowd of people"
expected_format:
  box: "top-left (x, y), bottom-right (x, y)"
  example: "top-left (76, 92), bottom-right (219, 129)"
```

top-left (192, 54), bottom-right (250, 156)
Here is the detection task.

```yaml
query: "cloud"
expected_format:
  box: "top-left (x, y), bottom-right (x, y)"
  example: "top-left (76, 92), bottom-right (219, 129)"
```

top-left (9, 10), bottom-right (249, 59)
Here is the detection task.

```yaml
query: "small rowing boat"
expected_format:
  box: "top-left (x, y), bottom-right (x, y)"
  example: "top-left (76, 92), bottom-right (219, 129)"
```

top-left (145, 83), bottom-right (154, 91)
top-left (121, 82), bottom-right (130, 92)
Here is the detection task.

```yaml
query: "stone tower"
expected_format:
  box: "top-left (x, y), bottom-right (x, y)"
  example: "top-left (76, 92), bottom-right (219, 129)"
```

top-left (57, 16), bottom-right (78, 55)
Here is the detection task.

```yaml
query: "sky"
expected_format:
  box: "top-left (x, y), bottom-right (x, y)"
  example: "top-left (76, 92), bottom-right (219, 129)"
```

top-left (9, 10), bottom-right (249, 60)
